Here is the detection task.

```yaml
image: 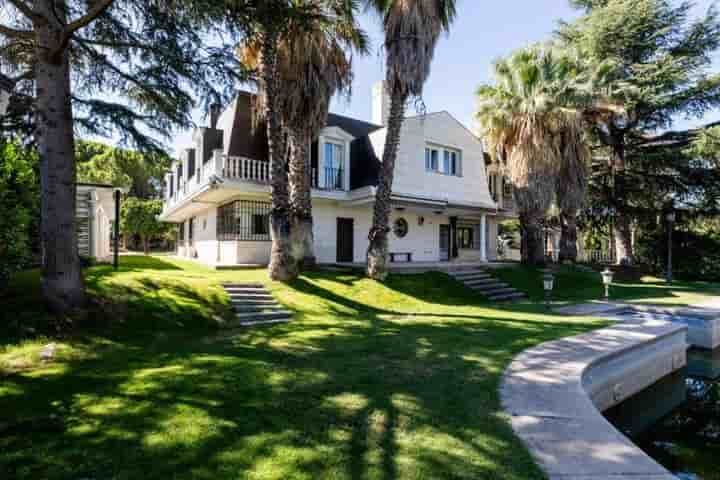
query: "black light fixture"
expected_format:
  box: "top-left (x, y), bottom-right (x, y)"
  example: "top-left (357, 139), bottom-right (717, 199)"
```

top-left (601, 268), bottom-right (614, 300)
top-left (666, 209), bottom-right (676, 285)
top-left (543, 270), bottom-right (554, 310)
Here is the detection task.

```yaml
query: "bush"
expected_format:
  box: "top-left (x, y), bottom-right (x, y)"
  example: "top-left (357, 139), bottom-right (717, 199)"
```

top-left (636, 227), bottom-right (720, 281)
top-left (0, 142), bottom-right (38, 288)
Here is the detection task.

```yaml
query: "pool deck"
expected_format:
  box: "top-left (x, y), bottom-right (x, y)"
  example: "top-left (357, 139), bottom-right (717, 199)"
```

top-left (501, 315), bottom-right (687, 479)
top-left (557, 298), bottom-right (720, 349)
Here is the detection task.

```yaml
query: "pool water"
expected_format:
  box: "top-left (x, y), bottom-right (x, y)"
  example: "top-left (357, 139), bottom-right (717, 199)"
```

top-left (605, 347), bottom-right (720, 480)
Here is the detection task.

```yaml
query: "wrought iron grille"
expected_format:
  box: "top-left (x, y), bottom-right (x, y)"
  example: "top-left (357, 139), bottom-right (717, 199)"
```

top-left (217, 200), bottom-right (272, 241)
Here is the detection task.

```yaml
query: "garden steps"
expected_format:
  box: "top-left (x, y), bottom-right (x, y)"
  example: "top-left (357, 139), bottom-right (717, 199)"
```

top-left (449, 268), bottom-right (527, 302)
top-left (221, 283), bottom-right (292, 327)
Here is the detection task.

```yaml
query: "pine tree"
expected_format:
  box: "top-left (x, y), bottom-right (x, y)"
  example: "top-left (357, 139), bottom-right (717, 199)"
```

top-left (559, 0), bottom-right (720, 264)
top-left (0, 0), bottom-right (249, 313)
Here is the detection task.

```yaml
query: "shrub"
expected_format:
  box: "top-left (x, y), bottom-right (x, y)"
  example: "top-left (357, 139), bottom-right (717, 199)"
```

top-left (636, 227), bottom-right (720, 281)
top-left (0, 142), bottom-right (38, 288)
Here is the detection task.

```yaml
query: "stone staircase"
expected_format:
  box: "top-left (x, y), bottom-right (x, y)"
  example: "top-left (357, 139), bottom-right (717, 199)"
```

top-left (222, 283), bottom-right (293, 327)
top-left (448, 268), bottom-right (527, 302)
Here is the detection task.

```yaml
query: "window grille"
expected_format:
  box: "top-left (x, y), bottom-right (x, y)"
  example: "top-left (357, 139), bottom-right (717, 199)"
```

top-left (217, 200), bottom-right (272, 241)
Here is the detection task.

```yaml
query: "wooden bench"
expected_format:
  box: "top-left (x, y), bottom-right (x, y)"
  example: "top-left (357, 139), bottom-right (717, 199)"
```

top-left (389, 252), bottom-right (412, 263)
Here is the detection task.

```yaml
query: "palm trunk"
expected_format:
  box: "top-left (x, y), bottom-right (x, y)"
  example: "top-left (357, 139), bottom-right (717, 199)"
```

top-left (558, 211), bottom-right (578, 263)
top-left (289, 130), bottom-right (315, 269)
top-left (611, 143), bottom-right (634, 265)
top-left (367, 91), bottom-right (407, 280)
top-left (262, 34), bottom-right (296, 281)
top-left (35, 1), bottom-right (86, 313)
top-left (520, 211), bottom-right (545, 266)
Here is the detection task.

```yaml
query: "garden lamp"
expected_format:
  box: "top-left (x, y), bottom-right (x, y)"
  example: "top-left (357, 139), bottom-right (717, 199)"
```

top-left (601, 268), bottom-right (614, 300)
top-left (666, 210), bottom-right (676, 285)
top-left (543, 271), bottom-right (554, 309)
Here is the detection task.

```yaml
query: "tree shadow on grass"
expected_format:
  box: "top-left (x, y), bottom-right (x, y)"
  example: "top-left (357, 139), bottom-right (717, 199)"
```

top-left (0, 269), bottom-right (605, 480)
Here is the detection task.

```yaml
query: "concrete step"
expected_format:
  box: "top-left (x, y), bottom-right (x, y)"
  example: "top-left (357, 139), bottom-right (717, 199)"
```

top-left (231, 299), bottom-right (281, 306)
top-left (488, 292), bottom-right (527, 302)
top-left (452, 272), bottom-right (492, 281)
top-left (233, 304), bottom-right (286, 313)
top-left (469, 282), bottom-right (509, 291)
top-left (465, 277), bottom-right (506, 287)
top-left (227, 293), bottom-right (275, 300)
top-left (224, 287), bottom-right (268, 294)
top-left (482, 287), bottom-right (519, 296)
top-left (222, 283), bottom-right (264, 288)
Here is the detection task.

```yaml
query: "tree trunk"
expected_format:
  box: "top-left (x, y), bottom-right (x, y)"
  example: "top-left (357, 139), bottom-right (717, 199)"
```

top-left (520, 211), bottom-right (545, 267)
top-left (558, 211), bottom-right (578, 263)
top-left (611, 142), bottom-right (634, 265)
top-left (143, 235), bottom-right (149, 255)
top-left (262, 34), bottom-right (296, 281)
top-left (289, 130), bottom-right (315, 269)
top-left (367, 91), bottom-right (407, 281)
top-left (35, 1), bottom-right (86, 313)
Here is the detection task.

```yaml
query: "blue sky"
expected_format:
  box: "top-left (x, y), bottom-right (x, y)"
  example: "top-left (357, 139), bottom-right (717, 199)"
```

top-left (172, 0), bottom-right (720, 155)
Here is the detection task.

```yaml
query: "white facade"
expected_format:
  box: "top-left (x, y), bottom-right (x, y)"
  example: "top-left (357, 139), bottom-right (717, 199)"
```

top-left (162, 83), bottom-right (503, 267)
top-left (76, 184), bottom-right (118, 262)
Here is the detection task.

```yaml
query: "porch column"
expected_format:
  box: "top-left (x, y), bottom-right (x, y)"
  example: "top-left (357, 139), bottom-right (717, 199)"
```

top-left (480, 213), bottom-right (487, 262)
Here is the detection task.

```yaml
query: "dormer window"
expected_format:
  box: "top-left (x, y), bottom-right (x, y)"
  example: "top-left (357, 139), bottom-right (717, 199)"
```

top-left (324, 141), bottom-right (345, 190)
top-left (425, 144), bottom-right (461, 176)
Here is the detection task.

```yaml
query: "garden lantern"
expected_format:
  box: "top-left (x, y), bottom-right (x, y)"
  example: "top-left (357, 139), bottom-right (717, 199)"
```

top-left (666, 209), bottom-right (676, 285)
top-left (601, 268), bottom-right (614, 300)
top-left (543, 271), bottom-right (554, 309)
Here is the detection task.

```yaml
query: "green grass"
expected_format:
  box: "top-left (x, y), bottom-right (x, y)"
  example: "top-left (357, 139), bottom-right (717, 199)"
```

top-left (0, 256), bottom-right (717, 480)
top-left (492, 264), bottom-right (720, 306)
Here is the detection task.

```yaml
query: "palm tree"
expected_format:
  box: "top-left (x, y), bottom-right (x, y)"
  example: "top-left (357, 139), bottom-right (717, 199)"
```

top-left (279, 1), bottom-right (368, 269)
top-left (556, 113), bottom-right (590, 262)
top-left (477, 48), bottom-right (562, 265)
top-left (363, 0), bottom-right (456, 280)
top-left (237, 2), bottom-right (313, 281)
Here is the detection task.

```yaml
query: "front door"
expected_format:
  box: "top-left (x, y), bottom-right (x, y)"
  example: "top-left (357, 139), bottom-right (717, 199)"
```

top-left (336, 218), bottom-right (354, 262)
top-left (439, 225), bottom-right (450, 262)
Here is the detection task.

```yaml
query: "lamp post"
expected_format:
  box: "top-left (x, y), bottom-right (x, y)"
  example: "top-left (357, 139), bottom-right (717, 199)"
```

top-left (666, 209), bottom-right (676, 285)
top-left (543, 270), bottom-right (554, 310)
top-left (601, 268), bottom-right (614, 301)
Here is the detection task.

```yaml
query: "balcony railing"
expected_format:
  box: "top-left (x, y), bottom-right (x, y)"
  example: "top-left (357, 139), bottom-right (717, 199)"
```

top-left (223, 156), bottom-right (270, 183)
top-left (164, 151), bottom-right (349, 213)
top-left (312, 167), bottom-right (345, 191)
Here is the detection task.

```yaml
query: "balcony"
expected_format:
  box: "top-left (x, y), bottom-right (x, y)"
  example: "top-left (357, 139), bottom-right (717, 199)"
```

top-left (164, 150), bottom-right (270, 212)
top-left (163, 151), bottom-right (348, 216)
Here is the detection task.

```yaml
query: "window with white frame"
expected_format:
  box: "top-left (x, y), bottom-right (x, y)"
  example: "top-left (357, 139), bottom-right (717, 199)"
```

top-left (323, 140), bottom-right (345, 190)
top-left (425, 145), bottom-right (461, 176)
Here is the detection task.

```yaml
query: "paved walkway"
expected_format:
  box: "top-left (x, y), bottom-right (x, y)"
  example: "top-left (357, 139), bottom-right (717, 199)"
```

top-left (501, 316), bottom-right (686, 479)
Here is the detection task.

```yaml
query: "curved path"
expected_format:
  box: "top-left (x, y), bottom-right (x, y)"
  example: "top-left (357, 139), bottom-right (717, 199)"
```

top-left (501, 317), bottom-right (687, 480)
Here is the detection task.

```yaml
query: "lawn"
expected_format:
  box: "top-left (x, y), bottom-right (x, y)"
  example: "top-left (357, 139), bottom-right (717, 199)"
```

top-left (0, 256), bottom-right (717, 480)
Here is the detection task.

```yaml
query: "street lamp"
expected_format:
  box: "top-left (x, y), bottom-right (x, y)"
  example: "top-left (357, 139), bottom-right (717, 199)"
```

top-left (543, 270), bottom-right (554, 309)
top-left (601, 268), bottom-right (614, 300)
top-left (666, 209), bottom-right (676, 285)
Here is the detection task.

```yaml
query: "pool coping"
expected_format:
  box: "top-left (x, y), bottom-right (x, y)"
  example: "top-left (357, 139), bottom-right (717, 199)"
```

top-left (500, 317), bottom-right (687, 480)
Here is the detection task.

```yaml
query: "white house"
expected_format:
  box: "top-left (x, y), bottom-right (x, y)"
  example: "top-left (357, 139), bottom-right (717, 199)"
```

top-left (159, 82), bottom-right (506, 267)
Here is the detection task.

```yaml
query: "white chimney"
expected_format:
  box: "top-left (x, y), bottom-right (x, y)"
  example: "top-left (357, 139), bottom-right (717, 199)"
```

top-left (372, 81), bottom-right (391, 126)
